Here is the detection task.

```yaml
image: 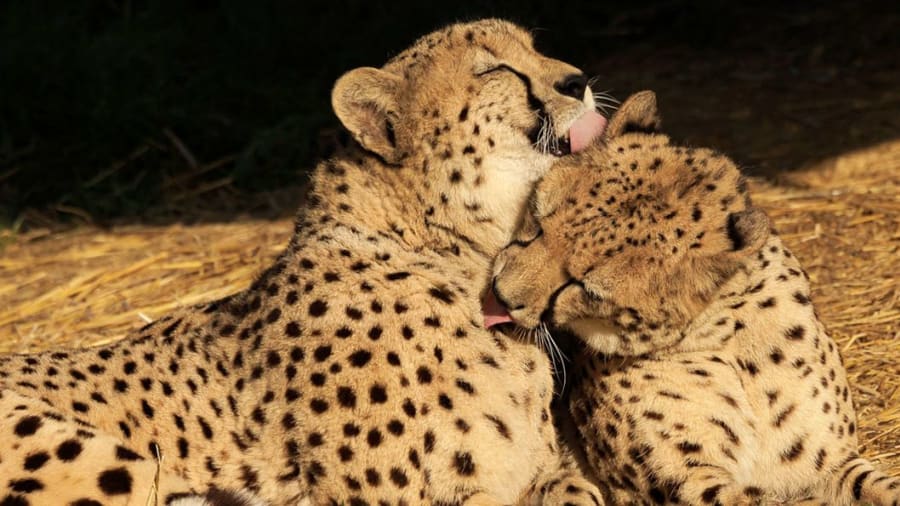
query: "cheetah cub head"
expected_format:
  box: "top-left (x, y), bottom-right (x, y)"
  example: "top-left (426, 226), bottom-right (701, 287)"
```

top-left (485, 91), bottom-right (771, 355)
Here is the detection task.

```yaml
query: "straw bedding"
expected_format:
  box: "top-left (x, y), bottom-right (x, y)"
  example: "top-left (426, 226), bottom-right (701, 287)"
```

top-left (1, 139), bottom-right (897, 475)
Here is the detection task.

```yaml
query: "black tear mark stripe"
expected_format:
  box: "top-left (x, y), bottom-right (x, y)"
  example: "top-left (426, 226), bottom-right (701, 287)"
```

top-left (507, 228), bottom-right (544, 249)
top-left (477, 64), bottom-right (548, 144)
top-left (539, 278), bottom-right (582, 326)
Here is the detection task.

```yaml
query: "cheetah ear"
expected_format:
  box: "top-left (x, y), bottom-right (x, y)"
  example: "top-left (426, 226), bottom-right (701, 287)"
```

top-left (332, 67), bottom-right (405, 164)
top-left (724, 208), bottom-right (770, 255)
top-left (604, 90), bottom-right (661, 139)
top-left (533, 165), bottom-right (583, 218)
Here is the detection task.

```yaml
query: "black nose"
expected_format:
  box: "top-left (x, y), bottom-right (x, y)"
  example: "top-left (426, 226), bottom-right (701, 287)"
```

top-left (555, 73), bottom-right (588, 99)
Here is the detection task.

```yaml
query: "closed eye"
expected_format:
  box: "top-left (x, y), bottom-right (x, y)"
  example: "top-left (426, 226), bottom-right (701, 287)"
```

top-left (572, 273), bottom-right (605, 302)
top-left (582, 286), bottom-right (604, 302)
top-left (475, 64), bottom-right (519, 78)
top-left (509, 225), bottom-right (543, 248)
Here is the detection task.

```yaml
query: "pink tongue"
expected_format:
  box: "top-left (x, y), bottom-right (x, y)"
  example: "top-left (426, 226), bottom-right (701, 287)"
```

top-left (482, 289), bottom-right (513, 328)
top-left (569, 110), bottom-right (608, 153)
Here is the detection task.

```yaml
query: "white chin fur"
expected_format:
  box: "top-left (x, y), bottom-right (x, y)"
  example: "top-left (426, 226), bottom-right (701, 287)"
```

top-left (476, 151), bottom-right (555, 235)
top-left (567, 318), bottom-right (621, 355)
top-left (584, 85), bottom-right (596, 109)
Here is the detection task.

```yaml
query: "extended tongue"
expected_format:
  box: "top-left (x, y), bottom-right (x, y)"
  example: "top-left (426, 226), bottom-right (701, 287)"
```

top-left (482, 289), bottom-right (513, 328)
top-left (569, 110), bottom-right (608, 153)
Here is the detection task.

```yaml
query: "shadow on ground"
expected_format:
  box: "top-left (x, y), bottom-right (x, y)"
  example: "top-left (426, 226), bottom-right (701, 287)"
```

top-left (1, 0), bottom-right (897, 229)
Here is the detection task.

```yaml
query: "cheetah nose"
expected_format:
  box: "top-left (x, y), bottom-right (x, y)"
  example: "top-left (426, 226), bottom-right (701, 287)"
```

top-left (555, 73), bottom-right (588, 100)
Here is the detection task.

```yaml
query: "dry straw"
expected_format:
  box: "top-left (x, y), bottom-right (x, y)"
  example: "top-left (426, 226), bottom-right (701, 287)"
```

top-left (1, 139), bottom-right (898, 475)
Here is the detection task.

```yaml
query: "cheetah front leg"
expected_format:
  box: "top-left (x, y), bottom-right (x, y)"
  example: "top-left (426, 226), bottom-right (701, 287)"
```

top-left (0, 388), bottom-right (199, 506)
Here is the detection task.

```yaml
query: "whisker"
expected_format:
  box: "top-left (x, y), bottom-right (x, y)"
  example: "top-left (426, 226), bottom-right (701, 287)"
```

top-left (593, 98), bottom-right (621, 110)
top-left (593, 98), bottom-right (621, 108)
top-left (539, 323), bottom-right (568, 394)
top-left (595, 103), bottom-right (616, 116)
top-left (592, 90), bottom-right (621, 104)
top-left (532, 116), bottom-right (548, 154)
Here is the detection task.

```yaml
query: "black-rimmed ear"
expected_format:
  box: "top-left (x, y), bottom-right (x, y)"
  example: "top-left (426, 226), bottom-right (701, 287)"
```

top-left (725, 208), bottom-right (770, 254)
top-left (332, 67), bottom-right (404, 163)
top-left (604, 90), bottom-right (661, 139)
top-left (533, 165), bottom-right (583, 218)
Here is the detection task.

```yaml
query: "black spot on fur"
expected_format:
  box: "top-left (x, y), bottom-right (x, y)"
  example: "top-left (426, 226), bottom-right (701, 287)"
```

top-left (9, 479), bottom-right (43, 493)
top-left (337, 386), bottom-right (357, 408)
top-left (14, 416), bottom-right (42, 437)
top-left (98, 467), bottom-right (132, 495)
top-left (56, 439), bottom-right (83, 461)
top-left (310, 398), bottom-right (329, 413)
top-left (417, 366), bottom-right (433, 384)
top-left (781, 438), bottom-right (805, 461)
top-left (701, 485), bottom-right (721, 503)
top-left (370, 385), bottom-right (388, 404)
top-left (785, 325), bottom-right (806, 340)
top-left (677, 441), bottom-right (702, 454)
top-left (367, 428), bottom-right (383, 448)
top-left (115, 446), bottom-right (143, 461)
top-left (308, 300), bottom-right (328, 317)
top-left (24, 452), bottom-right (51, 471)
top-left (424, 431), bottom-right (436, 453)
top-left (389, 467), bottom-right (409, 487)
top-left (453, 452), bottom-right (476, 476)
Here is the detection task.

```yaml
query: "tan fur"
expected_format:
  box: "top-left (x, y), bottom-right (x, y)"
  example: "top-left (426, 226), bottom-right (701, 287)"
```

top-left (0, 19), bottom-right (607, 506)
top-left (491, 92), bottom-right (900, 505)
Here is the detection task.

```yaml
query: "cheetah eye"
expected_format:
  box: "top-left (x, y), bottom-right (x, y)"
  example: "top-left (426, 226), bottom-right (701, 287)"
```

top-left (474, 63), bottom-right (522, 79)
top-left (474, 65), bottom-right (506, 77)
top-left (577, 276), bottom-right (608, 303)
top-left (509, 220), bottom-right (542, 246)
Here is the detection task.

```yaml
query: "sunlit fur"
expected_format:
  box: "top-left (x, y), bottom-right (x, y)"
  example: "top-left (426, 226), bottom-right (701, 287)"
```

top-left (0, 19), bottom-right (607, 506)
top-left (491, 92), bottom-right (900, 505)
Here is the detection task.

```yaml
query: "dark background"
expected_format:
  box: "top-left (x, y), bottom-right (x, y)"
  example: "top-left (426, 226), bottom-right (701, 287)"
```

top-left (2, 0), bottom-right (897, 229)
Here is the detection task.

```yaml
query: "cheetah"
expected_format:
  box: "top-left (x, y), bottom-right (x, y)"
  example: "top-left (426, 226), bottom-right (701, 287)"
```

top-left (0, 19), bottom-right (612, 506)
top-left (485, 91), bottom-right (900, 505)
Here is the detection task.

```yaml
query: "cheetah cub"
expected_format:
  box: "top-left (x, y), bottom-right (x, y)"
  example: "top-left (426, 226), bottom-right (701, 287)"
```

top-left (485, 91), bottom-right (900, 505)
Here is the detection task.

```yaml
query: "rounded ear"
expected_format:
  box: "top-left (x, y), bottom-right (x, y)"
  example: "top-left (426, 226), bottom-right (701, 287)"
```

top-left (331, 67), bottom-right (404, 163)
top-left (604, 90), bottom-right (661, 139)
top-left (533, 165), bottom-right (584, 218)
top-left (725, 208), bottom-right (770, 254)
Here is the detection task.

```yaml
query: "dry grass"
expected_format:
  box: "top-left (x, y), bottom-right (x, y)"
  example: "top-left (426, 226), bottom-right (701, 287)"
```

top-left (1, 139), bottom-right (898, 475)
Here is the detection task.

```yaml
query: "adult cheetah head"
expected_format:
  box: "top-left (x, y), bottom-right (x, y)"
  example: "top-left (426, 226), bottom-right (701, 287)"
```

top-left (329, 19), bottom-right (607, 255)
top-left (486, 91), bottom-right (772, 355)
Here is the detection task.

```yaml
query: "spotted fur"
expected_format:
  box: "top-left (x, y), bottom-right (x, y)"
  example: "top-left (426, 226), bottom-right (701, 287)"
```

top-left (490, 91), bottom-right (900, 505)
top-left (0, 19), bottom-right (606, 506)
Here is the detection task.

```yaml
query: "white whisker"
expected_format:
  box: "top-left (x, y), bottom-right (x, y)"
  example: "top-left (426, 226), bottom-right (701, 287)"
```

top-left (591, 91), bottom-right (620, 118)
top-left (593, 97), bottom-right (621, 107)
top-left (594, 99), bottom-right (621, 109)
top-left (595, 103), bottom-right (616, 116)
top-left (592, 90), bottom-right (621, 104)
top-left (528, 109), bottom-right (560, 156)
top-left (538, 323), bottom-right (568, 394)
